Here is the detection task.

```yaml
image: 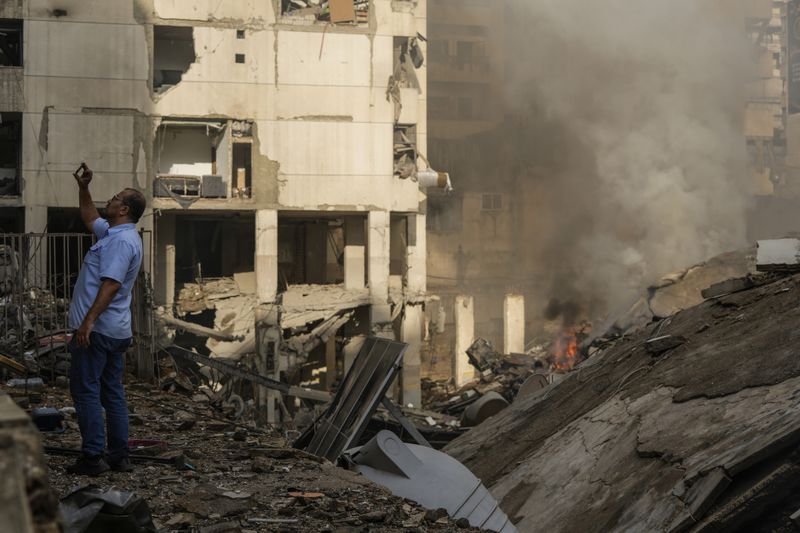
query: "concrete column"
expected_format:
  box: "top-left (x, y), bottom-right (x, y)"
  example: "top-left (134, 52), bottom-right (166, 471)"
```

top-left (165, 243), bottom-right (176, 308)
top-left (255, 209), bottom-right (278, 304)
top-left (454, 295), bottom-right (475, 387)
top-left (401, 304), bottom-right (423, 408)
top-left (24, 206), bottom-right (47, 287)
top-left (504, 293), bottom-right (525, 354)
top-left (255, 305), bottom-right (281, 426)
top-left (24, 206), bottom-right (46, 234)
top-left (406, 214), bottom-right (426, 295)
top-left (344, 217), bottom-right (365, 290)
top-left (155, 213), bottom-right (176, 308)
top-left (368, 211), bottom-right (391, 325)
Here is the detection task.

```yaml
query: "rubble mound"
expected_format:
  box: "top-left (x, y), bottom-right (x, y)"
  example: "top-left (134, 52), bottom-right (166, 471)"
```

top-left (445, 273), bottom-right (800, 532)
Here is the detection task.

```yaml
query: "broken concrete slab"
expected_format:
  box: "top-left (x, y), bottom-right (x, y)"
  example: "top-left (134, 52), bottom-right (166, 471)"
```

top-left (445, 273), bottom-right (800, 531)
top-left (158, 312), bottom-right (242, 342)
top-left (688, 470), bottom-right (732, 510)
top-left (701, 276), bottom-right (758, 299)
top-left (619, 247), bottom-right (755, 325)
top-left (281, 284), bottom-right (370, 313)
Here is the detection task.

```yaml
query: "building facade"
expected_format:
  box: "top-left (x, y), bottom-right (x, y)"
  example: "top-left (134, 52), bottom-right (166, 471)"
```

top-left (0, 0), bottom-right (432, 417)
top-left (425, 0), bottom-right (512, 375)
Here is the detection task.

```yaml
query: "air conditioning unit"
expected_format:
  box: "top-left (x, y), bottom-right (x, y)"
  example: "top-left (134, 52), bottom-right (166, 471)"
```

top-left (201, 175), bottom-right (226, 198)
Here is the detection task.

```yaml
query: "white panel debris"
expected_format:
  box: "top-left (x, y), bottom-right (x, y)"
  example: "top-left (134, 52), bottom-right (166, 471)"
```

top-left (756, 239), bottom-right (800, 272)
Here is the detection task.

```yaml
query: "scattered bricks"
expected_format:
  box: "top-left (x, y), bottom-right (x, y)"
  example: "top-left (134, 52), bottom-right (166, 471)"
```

top-left (645, 335), bottom-right (687, 356)
top-left (54, 376), bottom-right (69, 389)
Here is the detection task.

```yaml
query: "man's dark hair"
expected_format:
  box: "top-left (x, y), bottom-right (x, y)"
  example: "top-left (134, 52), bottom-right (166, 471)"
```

top-left (122, 188), bottom-right (146, 223)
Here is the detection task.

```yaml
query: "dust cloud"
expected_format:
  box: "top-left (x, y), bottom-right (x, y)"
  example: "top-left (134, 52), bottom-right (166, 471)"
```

top-left (499, 0), bottom-right (755, 320)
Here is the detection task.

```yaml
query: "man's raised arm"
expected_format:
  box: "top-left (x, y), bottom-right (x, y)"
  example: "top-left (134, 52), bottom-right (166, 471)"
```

top-left (74, 163), bottom-right (100, 232)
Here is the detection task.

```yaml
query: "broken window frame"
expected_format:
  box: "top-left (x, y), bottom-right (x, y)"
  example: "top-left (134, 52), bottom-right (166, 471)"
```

top-left (0, 112), bottom-right (21, 197)
top-left (0, 20), bottom-right (22, 67)
top-left (481, 193), bottom-right (503, 212)
top-left (279, 0), bottom-right (369, 25)
top-left (231, 140), bottom-right (253, 199)
top-left (278, 216), bottom-right (347, 289)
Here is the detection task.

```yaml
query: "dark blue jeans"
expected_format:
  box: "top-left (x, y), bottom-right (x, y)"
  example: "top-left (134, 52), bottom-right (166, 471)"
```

top-left (68, 331), bottom-right (131, 461)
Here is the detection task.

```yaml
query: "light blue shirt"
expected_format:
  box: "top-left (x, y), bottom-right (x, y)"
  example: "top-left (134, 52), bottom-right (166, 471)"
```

top-left (68, 218), bottom-right (143, 339)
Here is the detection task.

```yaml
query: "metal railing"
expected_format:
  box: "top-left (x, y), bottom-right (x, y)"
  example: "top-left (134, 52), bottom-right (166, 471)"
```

top-left (0, 231), bottom-right (154, 381)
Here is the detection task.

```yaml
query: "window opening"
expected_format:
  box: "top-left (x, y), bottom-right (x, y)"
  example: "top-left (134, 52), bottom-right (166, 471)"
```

top-left (153, 26), bottom-right (195, 93)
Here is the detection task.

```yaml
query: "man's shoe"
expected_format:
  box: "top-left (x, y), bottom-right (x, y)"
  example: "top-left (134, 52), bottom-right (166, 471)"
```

top-left (109, 457), bottom-right (134, 472)
top-left (66, 454), bottom-right (110, 476)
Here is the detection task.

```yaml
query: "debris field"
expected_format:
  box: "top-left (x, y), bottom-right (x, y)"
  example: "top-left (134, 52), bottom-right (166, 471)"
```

top-left (30, 380), bottom-right (476, 533)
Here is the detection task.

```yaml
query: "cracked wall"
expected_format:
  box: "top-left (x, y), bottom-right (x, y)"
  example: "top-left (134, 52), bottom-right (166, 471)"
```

top-left (18, 0), bottom-right (426, 215)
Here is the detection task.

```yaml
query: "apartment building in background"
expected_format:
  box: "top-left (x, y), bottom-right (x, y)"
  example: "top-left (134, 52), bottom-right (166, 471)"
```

top-left (425, 0), bottom-right (513, 373)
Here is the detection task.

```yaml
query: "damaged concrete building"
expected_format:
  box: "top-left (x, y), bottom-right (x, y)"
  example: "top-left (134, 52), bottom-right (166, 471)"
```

top-left (425, 0), bottom-right (512, 384)
top-left (0, 0), bottom-right (435, 421)
top-left (423, 0), bottom-right (794, 384)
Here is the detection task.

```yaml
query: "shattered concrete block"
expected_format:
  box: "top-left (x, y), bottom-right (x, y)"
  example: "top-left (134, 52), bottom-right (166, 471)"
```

top-left (645, 335), bottom-right (686, 355)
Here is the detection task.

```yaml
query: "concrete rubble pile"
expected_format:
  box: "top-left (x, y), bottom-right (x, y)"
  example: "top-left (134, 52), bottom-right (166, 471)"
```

top-left (602, 246), bottom-right (755, 338)
top-left (282, 0), bottom-right (369, 23)
top-left (0, 287), bottom-right (71, 377)
top-left (3, 379), bottom-right (478, 532)
top-left (444, 249), bottom-right (800, 532)
top-left (422, 338), bottom-right (552, 430)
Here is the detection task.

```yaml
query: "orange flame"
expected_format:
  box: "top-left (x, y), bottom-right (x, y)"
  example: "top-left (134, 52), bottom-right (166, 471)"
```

top-left (552, 329), bottom-right (580, 371)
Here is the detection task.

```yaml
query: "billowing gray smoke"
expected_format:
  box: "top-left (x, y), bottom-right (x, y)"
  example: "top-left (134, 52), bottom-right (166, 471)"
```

top-left (501, 0), bottom-right (754, 320)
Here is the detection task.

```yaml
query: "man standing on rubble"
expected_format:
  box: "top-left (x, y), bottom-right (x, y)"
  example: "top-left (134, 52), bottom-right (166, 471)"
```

top-left (66, 162), bottom-right (146, 476)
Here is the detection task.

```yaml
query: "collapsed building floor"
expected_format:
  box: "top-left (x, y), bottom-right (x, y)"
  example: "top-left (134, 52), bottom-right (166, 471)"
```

top-left (444, 270), bottom-right (800, 532)
top-left (156, 207), bottom-right (429, 424)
